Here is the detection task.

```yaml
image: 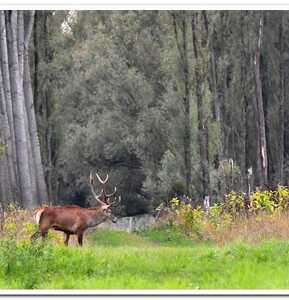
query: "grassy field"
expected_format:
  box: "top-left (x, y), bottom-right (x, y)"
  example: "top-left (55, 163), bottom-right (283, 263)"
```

top-left (0, 226), bottom-right (289, 289)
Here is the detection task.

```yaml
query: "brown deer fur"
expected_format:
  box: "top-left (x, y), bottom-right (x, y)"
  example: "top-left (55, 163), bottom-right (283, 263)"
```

top-left (32, 204), bottom-right (116, 246)
top-left (31, 172), bottom-right (119, 246)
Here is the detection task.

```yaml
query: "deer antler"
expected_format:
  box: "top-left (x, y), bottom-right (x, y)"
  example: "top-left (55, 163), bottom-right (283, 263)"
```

top-left (89, 172), bottom-right (107, 205)
top-left (106, 186), bottom-right (118, 205)
top-left (106, 186), bottom-right (117, 198)
top-left (90, 171), bottom-right (120, 207)
top-left (109, 195), bottom-right (121, 207)
top-left (95, 173), bottom-right (108, 184)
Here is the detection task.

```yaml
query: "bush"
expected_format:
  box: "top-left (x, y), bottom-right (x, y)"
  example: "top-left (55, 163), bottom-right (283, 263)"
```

top-left (167, 186), bottom-right (289, 244)
top-left (223, 191), bottom-right (245, 218)
top-left (207, 203), bottom-right (224, 229)
top-left (1, 205), bottom-right (37, 240)
top-left (0, 204), bottom-right (63, 245)
top-left (170, 197), bottom-right (204, 239)
top-left (249, 186), bottom-right (289, 214)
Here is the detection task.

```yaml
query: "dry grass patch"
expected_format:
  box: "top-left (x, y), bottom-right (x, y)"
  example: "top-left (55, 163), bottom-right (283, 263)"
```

top-left (202, 211), bottom-right (289, 245)
top-left (0, 206), bottom-right (66, 244)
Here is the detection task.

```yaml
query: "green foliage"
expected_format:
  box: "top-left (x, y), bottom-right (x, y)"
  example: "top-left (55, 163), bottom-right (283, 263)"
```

top-left (0, 240), bottom-right (54, 289)
top-left (210, 160), bottom-right (243, 199)
top-left (170, 197), bottom-right (205, 238)
top-left (249, 186), bottom-right (289, 213)
top-left (207, 203), bottom-right (223, 228)
top-left (48, 11), bottom-right (176, 214)
top-left (0, 228), bottom-right (206, 289)
top-left (274, 185), bottom-right (289, 209)
top-left (2, 230), bottom-right (289, 288)
top-left (249, 190), bottom-right (276, 213)
top-left (152, 150), bottom-right (185, 201)
top-left (90, 229), bottom-right (152, 247)
top-left (2, 206), bottom-right (38, 240)
top-left (223, 191), bottom-right (245, 217)
top-left (139, 224), bottom-right (195, 246)
top-left (168, 186), bottom-right (289, 240)
top-left (32, 11), bottom-right (289, 217)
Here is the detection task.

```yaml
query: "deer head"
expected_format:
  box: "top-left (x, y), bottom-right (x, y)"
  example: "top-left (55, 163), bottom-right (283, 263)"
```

top-left (89, 171), bottom-right (120, 222)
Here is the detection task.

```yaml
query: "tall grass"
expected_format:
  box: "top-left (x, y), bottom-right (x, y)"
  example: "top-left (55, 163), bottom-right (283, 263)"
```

top-left (0, 229), bottom-right (206, 289)
top-left (2, 192), bottom-right (289, 289)
top-left (169, 186), bottom-right (289, 245)
top-left (1, 231), bottom-right (289, 289)
top-left (0, 205), bottom-right (66, 244)
top-left (209, 211), bottom-right (289, 245)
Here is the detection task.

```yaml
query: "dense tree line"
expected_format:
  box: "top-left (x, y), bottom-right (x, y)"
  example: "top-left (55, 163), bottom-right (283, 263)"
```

top-left (0, 11), bottom-right (47, 209)
top-left (1, 10), bottom-right (289, 215)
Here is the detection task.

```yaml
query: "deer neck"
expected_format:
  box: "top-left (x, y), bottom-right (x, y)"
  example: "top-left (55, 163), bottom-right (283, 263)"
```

top-left (87, 208), bottom-right (107, 227)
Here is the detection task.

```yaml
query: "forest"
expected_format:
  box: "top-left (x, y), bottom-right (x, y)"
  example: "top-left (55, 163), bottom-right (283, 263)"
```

top-left (0, 10), bottom-right (288, 217)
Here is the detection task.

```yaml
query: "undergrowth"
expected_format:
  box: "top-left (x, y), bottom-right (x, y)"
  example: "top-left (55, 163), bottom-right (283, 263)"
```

top-left (1, 230), bottom-right (289, 289)
top-left (169, 185), bottom-right (289, 245)
top-left (1, 186), bottom-right (289, 288)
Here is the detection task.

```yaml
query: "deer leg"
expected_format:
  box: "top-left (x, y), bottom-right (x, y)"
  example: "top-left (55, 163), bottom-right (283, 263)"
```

top-left (30, 230), bottom-right (41, 242)
top-left (40, 230), bottom-right (48, 241)
top-left (40, 225), bottom-right (49, 241)
top-left (77, 232), bottom-right (84, 246)
top-left (64, 233), bottom-right (70, 246)
top-left (39, 220), bottom-right (50, 241)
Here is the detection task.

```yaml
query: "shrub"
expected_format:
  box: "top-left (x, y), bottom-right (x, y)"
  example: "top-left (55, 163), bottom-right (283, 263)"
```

top-left (1, 206), bottom-right (37, 240)
top-left (167, 186), bottom-right (289, 244)
top-left (274, 185), bottom-right (289, 209)
top-left (207, 203), bottom-right (223, 229)
top-left (249, 190), bottom-right (275, 214)
top-left (223, 191), bottom-right (245, 218)
top-left (0, 205), bottom-right (64, 245)
top-left (249, 186), bottom-right (289, 214)
top-left (170, 197), bottom-right (204, 239)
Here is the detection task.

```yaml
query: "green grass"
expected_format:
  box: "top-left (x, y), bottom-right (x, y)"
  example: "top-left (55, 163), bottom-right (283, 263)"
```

top-left (1, 227), bottom-right (289, 289)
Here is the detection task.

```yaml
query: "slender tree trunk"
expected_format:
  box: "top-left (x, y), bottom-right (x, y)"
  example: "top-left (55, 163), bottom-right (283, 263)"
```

top-left (172, 12), bottom-right (192, 196)
top-left (181, 15), bottom-right (192, 196)
top-left (33, 11), bottom-right (54, 201)
top-left (279, 13), bottom-right (285, 185)
top-left (0, 10), bottom-right (46, 207)
top-left (253, 12), bottom-right (268, 188)
top-left (240, 11), bottom-right (252, 192)
top-left (192, 12), bottom-right (210, 199)
top-left (17, 11), bottom-right (24, 81)
top-left (8, 11), bottom-right (34, 208)
top-left (23, 11), bottom-right (48, 204)
top-left (0, 65), bottom-right (13, 203)
top-left (210, 37), bottom-right (223, 163)
top-left (0, 129), bottom-right (9, 205)
top-left (19, 11), bottom-right (38, 201)
top-left (0, 11), bottom-right (18, 199)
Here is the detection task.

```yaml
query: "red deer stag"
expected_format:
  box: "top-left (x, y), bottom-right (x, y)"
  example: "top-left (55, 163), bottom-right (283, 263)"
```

top-left (31, 172), bottom-right (119, 246)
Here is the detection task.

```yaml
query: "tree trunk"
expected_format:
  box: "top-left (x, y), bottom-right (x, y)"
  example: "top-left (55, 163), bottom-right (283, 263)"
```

top-left (172, 12), bottom-right (192, 196)
top-left (0, 11), bottom-right (18, 199)
top-left (253, 12), bottom-right (268, 188)
top-left (18, 11), bottom-right (38, 201)
top-left (8, 11), bottom-right (34, 208)
top-left (279, 13), bottom-right (285, 185)
top-left (240, 11), bottom-right (252, 192)
top-left (33, 11), bottom-right (55, 200)
top-left (210, 36), bottom-right (223, 163)
top-left (23, 11), bottom-right (48, 204)
top-left (17, 11), bottom-right (24, 81)
top-left (192, 12), bottom-right (210, 199)
top-left (0, 64), bottom-right (13, 204)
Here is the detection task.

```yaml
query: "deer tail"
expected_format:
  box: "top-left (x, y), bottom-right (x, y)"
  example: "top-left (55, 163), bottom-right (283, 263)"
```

top-left (33, 208), bottom-right (45, 224)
